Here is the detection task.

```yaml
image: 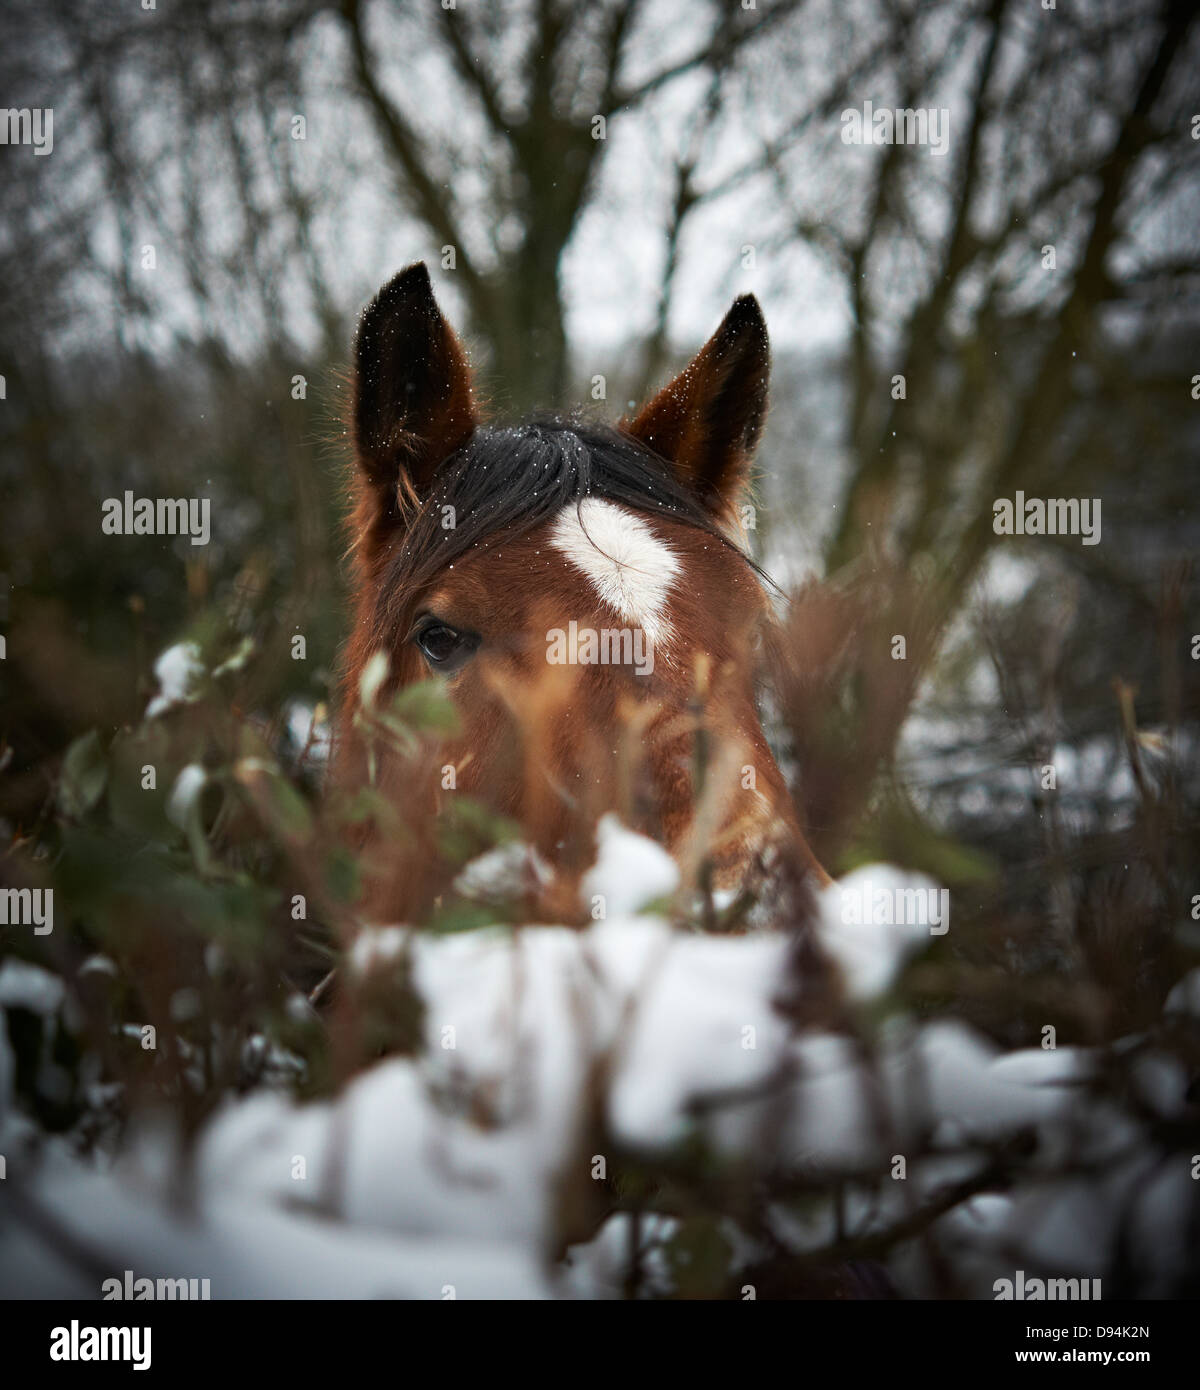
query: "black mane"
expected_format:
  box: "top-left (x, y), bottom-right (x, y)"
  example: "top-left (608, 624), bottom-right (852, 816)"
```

top-left (374, 417), bottom-right (759, 628)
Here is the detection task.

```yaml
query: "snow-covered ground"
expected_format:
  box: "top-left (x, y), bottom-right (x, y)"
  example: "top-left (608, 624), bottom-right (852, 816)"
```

top-left (1, 820), bottom-right (1195, 1298)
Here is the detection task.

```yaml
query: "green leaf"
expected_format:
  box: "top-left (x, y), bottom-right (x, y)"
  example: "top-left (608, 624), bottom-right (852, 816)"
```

top-left (212, 635), bottom-right (256, 678)
top-left (428, 901), bottom-right (510, 935)
top-left (374, 712), bottom-right (418, 755)
top-left (58, 729), bottom-right (108, 819)
top-left (107, 723), bottom-right (184, 841)
top-left (324, 845), bottom-right (362, 904)
top-left (388, 681), bottom-right (460, 735)
top-left (359, 650), bottom-right (389, 710)
top-left (233, 757), bottom-right (315, 844)
top-left (437, 796), bottom-right (522, 864)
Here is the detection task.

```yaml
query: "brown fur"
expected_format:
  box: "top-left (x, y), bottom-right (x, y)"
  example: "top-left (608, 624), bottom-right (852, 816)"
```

top-left (336, 263), bottom-right (828, 924)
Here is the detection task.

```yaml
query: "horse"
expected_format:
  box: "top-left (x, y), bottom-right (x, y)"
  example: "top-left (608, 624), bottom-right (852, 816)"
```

top-left (336, 262), bottom-right (828, 923)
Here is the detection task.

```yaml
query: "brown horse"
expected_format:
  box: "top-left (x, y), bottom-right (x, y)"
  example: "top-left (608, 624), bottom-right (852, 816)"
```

top-left (336, 262), bottom-right (827, 923)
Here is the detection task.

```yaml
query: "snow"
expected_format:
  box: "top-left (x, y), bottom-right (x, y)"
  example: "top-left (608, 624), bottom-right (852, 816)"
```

top-left (816, 864), bottom-right (942, 999)
top-left (285, 699), bottom-right (332, 765)
top-left (0, 828), bottom-right (1193, 1298)
top-left (0, 959), bottom-right (66, 1015)
top-left (453, 841), bottom-right (553, 903)
top-left (0, 1162), bottom-right (550, 1300)
top-left (582, 813), bottom-right (680, 915)
top-left (1166, 967), bottom-right (1200, 1018)
top-left (166, 763), bottom-right (207, 828)
top-left (145, 642), bottom-right (204, 718)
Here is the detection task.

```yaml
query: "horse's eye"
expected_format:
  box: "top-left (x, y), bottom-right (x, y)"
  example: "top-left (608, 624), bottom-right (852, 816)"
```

top-left (414, 621), bottom-right (478, 673)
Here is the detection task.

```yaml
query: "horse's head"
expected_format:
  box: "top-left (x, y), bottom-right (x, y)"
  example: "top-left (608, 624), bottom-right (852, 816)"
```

top-left (338, 263), bottom-right (827, 920)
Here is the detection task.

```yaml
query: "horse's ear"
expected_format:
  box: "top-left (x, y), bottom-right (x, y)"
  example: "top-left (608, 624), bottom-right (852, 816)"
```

top-left (353, 262), bottom-right (477, 511)
top-left (624, 295), bottom-right (769, 514)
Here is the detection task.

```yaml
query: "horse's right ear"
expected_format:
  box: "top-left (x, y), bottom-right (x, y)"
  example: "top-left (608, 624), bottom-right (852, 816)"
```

top-left (353, 262), bottom-right (477, 514)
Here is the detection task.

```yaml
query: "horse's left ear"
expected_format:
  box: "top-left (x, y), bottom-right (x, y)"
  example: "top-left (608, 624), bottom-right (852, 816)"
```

top-left (353, 262), bottom-right (477, 514)
top-left (623, 295), bottom-right (769, 514)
